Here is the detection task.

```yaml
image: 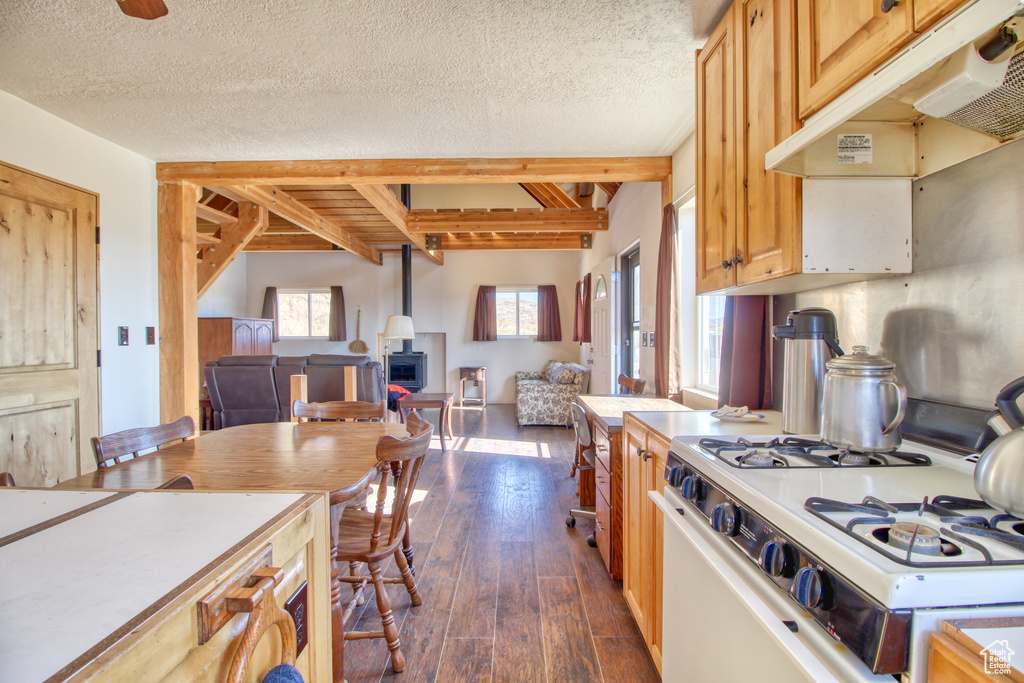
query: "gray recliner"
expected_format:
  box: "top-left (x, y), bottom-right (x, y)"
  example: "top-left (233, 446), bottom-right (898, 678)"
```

top-left (204, 355), bottom-right (281, 429)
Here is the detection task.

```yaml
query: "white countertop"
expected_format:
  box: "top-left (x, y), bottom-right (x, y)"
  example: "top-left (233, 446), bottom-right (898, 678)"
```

top-left (627, 409), bottom-right (784, 441)
top-left (0, 489), bottom-right (305, 683)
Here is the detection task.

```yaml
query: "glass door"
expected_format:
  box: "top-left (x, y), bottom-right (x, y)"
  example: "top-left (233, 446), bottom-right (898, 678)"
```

top-left (620, 246), bottom-right (641, 380)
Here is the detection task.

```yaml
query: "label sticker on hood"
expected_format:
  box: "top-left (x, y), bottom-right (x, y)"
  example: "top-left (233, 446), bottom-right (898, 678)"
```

top-left (837, 134), bottom-right (873, 164)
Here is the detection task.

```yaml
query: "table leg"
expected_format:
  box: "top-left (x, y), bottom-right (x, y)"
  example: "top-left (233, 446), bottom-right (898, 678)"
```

top-left (329, 508), bottom-right (346, 683)
top-left (438, 406), bottom-right (446, 452)
top-left (444, 398), bottom-right (454, 440)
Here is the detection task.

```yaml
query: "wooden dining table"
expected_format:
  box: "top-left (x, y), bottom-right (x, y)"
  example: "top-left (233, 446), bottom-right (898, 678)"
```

top-left (56, 420), bottom-right (408, 683)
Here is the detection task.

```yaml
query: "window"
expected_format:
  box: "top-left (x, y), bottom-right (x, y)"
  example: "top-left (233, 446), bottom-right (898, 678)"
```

top-left (278, 289), bottom-right (331, 338)
top-left (698, 295), bottom-right (726, 391)
top-left (496, 287), bottom-right (538, 337)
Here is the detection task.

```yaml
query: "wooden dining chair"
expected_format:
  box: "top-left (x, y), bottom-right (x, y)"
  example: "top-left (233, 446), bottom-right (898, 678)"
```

top-left (292, 399), bottom-right (386, 422)
top-left (0, 472), bottom-right (15, 487)
top-left (335, 425), bottom-right (433, 673)
top-left (405, 410), bottom-right (431, 437)
top-left (156, 473), bottom-right (195, 490)
top-left (617, 373), bottom-right (646, 395)
top-left (91, 416), bottom-right (196, 470)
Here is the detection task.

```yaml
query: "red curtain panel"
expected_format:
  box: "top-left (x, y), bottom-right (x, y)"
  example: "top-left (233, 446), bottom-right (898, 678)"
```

top-left (473, 285), bottom-right (497, 341)
top-left (572, 274), bottom-right (592, 343)
top-left (537, 285), bottom-right (562, 341)
top-left (718, 295), bottom-right (773, 410)
top-left (328, 286), bottom-right (347, 342)
top-left (655, 204), bottom-right (676, 396)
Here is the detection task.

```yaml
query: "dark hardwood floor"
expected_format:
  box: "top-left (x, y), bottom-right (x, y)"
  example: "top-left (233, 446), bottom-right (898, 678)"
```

top-left (343, 404), bottom-right (660, 683)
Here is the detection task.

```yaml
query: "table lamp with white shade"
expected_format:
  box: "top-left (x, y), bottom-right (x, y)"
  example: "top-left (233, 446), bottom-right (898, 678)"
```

top-left (382, 315), bottom-right (415, 392)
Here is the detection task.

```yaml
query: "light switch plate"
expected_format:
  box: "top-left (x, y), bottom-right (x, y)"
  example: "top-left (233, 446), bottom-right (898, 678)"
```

top-left (117, 326), bottom-right (129, 346)
top-left (146, 327), bottom-right (156, 345)
top-left (650, 332), bottom-right (655, 347)
top-left (642, 331), bottom-right (648, 347)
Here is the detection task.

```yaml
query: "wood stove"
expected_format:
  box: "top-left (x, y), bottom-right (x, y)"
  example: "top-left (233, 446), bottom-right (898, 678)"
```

top-left (388, 352), bottom-right (426, 392)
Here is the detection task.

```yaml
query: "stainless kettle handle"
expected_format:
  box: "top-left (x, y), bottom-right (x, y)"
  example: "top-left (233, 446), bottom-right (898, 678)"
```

top-left (880, 379), bottom-right (908, 436)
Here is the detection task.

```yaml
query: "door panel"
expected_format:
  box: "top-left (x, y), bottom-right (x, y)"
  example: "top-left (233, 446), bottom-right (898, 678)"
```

top-left (622, 424), bottom-right (647, 635)
top-left (254, 320), bottom-right (273, 355)
top-left (736, 0), bottom-right (802, 285)
top-left (797, 0), bottom-right (917, 118)
top-left (914, 0), bottom-right (966, 31)
top-left (0, 162), bottom-right (100, 484)
top-left (696, 5), bottom-right (738, 293)
top-left (232, 319), bottom-right (254, 356)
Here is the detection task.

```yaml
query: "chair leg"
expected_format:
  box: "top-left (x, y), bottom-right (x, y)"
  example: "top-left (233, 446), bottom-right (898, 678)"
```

top-left (394, 547), bottom-right (422, 606)
top-left (369, 560), bottom-right (405, 673)
top-left (570, 449), bottom-right (578, 478)
top-left (402, 521), bottom-right (416, 576)
top-left (349, 561), bottom-right (365, 605)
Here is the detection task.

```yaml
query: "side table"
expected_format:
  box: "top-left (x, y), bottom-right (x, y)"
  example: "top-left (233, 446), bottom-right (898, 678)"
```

top-left (398, 392), bottom-right (455, 451)
top-left (459, 366), bottom-right (486, 407)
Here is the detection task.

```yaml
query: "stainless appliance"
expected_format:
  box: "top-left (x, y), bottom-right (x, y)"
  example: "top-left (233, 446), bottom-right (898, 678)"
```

top-left (976, 375), bottom-right (1024, 516)
top-left (820, 345), bottom-right (908, 452)
top-left (772, 308), bottom-right (843, 435)
top-left (653, 400), bottom-right (1017, 683)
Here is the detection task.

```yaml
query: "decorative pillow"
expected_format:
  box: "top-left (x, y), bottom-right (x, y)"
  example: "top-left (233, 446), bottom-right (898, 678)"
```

top-left (544, 360), bottom-right (563, 383)
top-left (553, 366), bottom-right (577, 384)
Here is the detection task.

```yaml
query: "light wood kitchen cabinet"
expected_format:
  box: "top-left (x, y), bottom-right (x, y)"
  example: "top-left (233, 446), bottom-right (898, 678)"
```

top-left (797, 0), bottom-right (917, 119)
top-left (914, 0), bottom-right (969, 31)
top-left (622, 414), bottom-right (670, 673)
top-left (696, 0), bottom-right (802, 294)
top-left (592, 418), bottom-right (623, 580)
top-left (199, 317), bottom-right (275, 372)
top-left (928, 617), bottom-right (1024, 682)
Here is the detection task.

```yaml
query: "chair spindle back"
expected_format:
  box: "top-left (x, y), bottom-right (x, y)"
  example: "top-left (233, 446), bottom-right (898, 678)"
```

top-left (292, 399), bottom-right (386, 422)
top-left (91, 416), bottom-right (195, 469)
top-left (368, 426), bottom-right (432, 554)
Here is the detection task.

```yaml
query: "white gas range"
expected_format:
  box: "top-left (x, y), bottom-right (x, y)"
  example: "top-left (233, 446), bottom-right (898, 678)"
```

top-left (653, 428), bottom-right (1024, 683)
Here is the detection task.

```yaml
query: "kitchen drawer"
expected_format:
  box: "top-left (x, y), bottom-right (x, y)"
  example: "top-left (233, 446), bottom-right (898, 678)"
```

top-left (593, 422), bottom-right (613, 474)
top-left (595, 454), bottom-right (612, 505)
top-left (596, 486), bottom-right (612, 570)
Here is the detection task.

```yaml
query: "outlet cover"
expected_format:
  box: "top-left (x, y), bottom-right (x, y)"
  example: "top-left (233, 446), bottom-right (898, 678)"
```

top-left (285, 581), bottom-right (309, 656)
top-left (117, 326), bottom-right (129, 346)
top-left (146, 327), bottom-right (156, 345)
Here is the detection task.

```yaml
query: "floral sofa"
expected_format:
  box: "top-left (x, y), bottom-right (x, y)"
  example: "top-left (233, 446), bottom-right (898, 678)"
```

top-left (515, 360), bottom-right (591, 426)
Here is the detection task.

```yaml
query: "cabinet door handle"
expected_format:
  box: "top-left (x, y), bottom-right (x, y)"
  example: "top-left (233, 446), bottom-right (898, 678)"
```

top-left (721, 256), bottom-right (743, 269)
top-left (880, 0), bottom-right (898, 12)
top-left (639, 448), bottom-right (652, 462)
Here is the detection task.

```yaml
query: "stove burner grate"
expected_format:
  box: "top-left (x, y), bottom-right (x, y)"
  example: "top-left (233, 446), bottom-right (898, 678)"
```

top-left (697, 437), bottom-right (932, 468)
top-left (805, 495), bottom-right (1024, 567)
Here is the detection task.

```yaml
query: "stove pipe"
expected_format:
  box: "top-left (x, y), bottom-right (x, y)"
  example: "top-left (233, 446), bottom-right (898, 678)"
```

top-left (401, 184), bottom-right (413, 353)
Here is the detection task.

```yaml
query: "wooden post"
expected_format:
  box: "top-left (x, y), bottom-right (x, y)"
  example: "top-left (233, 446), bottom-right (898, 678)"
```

top-left (343, 366), bottom-right (358, 401)
top-left (158, 180), bottom-right (200, 426)
top-left (289, 374), bottom-right (308, 422)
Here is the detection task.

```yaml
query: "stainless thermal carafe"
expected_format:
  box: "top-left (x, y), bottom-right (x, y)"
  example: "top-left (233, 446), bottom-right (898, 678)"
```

top-left (772, 308), bottom-right (844, 435)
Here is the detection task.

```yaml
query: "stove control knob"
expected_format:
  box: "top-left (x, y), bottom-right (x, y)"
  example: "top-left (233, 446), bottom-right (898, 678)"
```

top-left (710, 503), bottom-right (739, 536)
top-left (667, 466), bottom-right (686, 488)
top-left (792, 567), bottom-right (829, 610)
top-left (759, 541), bottom-right (792, 578)
top-left (681, 475), bottom-right (703, 501)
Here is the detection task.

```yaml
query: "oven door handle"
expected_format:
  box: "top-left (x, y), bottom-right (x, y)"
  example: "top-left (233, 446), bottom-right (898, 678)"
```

top-left (651, 492), bottom-right (884, 683)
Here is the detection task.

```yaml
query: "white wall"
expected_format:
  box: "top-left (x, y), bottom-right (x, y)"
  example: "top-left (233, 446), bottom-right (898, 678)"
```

top-left (580, 182), bottom-right (665, 389)
top-left (0, 90), bottom-right (159, 435)
top-left (197, 254), bottom-right (248, 317)
top-left (244, 250), bottom-right (580, 403)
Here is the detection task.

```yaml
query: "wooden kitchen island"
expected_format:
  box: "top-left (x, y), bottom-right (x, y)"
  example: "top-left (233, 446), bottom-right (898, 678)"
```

top-left (0, 488), bottom-right (332, 682)
top-left (575, 395), bottom-right (691, 580)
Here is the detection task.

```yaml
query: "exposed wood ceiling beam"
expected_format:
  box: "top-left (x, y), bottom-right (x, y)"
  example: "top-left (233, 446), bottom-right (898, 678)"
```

top-left (351, 184), bottom-right (442, 265)
top-left (437, 233), bottom-right (591, 250)
top-left (197, 202), bottom-right (267, 298)
top-left (245, 234), bottom-right (336, 251)
top-left (519, 183), bottom-right (582, 209)
top-left (407, 209), bottom-right (607, 233)
top-left (195, 203), bottom-right (236, 226)
top-left (596, 181), bottom-right (622, 200)
top-left (156, 157), bottom-right (672, 185)
top-left (210, 184), bottom-right (381, 265)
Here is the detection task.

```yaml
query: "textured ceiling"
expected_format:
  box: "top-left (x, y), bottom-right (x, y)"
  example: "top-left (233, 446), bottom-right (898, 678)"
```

top-left (0, 0), bottom-right (728, 162)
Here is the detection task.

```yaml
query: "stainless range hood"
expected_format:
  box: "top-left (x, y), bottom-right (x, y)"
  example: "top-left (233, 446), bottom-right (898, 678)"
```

top-left (767, 0), bottom-right (1024, 179)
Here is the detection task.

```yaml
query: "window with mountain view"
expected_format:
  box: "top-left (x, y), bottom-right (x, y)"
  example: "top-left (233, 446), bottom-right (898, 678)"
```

top-left (496, 287), bottom-right (538, 337)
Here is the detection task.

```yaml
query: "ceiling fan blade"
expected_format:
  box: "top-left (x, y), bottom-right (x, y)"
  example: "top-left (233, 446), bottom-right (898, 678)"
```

top-left (116, 0), bottom-right (169, 20)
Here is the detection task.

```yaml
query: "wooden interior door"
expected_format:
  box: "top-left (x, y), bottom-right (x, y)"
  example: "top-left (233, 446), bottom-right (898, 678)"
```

top-left (735, 0), bottom-right (802, 286)
top-left (590, 262), bottom-right (613, 393)
top-left (0, 162), bottom-right (100, 485)
top-left (797, 0), bottom-right (917, 118)
top-left (696, 4), bottom-right (738, 294)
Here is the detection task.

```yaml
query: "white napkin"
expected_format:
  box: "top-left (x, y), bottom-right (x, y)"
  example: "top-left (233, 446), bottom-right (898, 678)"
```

top-left (712, 405), bottom-right (749, 418)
